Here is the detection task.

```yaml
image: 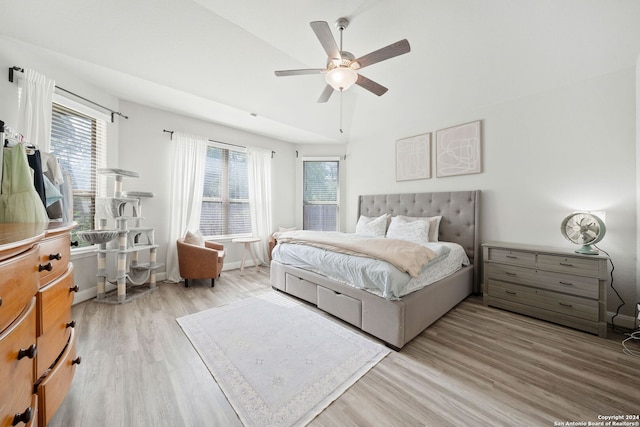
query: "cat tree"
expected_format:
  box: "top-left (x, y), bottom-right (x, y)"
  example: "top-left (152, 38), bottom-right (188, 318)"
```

top-left (78, 168), bottom-right (162, 303)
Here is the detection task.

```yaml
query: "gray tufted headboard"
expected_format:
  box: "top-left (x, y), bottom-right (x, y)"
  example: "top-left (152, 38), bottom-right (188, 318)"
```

top-left (358, 190), bottom-right (481, 292)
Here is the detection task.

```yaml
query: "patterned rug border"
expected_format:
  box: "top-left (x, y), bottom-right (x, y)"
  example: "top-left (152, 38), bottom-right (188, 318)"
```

top-left (177, 292), bottom-right (390, 426)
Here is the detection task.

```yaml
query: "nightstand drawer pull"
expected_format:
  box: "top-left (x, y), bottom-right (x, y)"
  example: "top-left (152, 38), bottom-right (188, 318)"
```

top-left (559, 281), bottom-right (573, 286)
top-left (505, 290), bottom-right (516, 295)
top-left (559, 262), bottom-right (574, 267)
top-left (505, 272), bottom-right (517, 276)
top-left (559, 302), bottom-right (573, 308)
top-left (506, 255), bottom-right (518, 259)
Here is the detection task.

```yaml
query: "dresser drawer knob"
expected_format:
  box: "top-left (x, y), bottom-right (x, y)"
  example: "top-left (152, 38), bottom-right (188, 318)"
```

top-left (0, 296), bottom-right (2, 307)
top-left (559, 302), bottom-right (573, 308)
top-left (559, 281), bottom-right (573, 286)
top-left (49, 253), bottom-right (62, 261)
top-left (69, 285), bottom-right (79, 293)
top-left (72, 356), bottom-right (82, 365)
top-left (506, 255), bottom-right (518, 259)
top-left (66, 320), bottom-right (76, 329)
top-left (505, 290), bottom-right (516, 295)
top-left (505, 272), bottom-right (517, 276)
top-left (559, 262), bottom-right (574, 267)
top-left (39, 262), bottom-right (53, 272)
top-left (70, 241), bottom-right (79, 247)
top-left (17, 344), bottom-right (37, 360)
top-left (12, 406), bottom-right (33, 426)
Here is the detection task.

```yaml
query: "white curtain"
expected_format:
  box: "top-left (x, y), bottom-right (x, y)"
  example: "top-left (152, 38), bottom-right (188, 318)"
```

top-left (165, 132), bottom-right (208, 283)
top-left (247, 147), bottom-right (273, 264)
top-left (17, 68), bottom-right (56, 152)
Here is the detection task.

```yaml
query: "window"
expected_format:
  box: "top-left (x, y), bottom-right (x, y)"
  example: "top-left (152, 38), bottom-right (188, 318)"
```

top-left (303, 159), bottom-right (339, 231)
top-left (200, 145), bottom-right (251, 238)
top-left (50, 101), bottom-right (106, 248)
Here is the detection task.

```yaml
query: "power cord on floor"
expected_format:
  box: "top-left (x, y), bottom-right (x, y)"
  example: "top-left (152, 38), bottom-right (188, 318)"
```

top-left (593, 244), bottom-right (626, 332)
top-left (622, 331), bottom-right (640, 358)
top-left (594, 244), bottom-right (640, 358)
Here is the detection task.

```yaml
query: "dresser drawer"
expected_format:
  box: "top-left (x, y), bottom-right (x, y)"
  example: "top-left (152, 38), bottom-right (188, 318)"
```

top-left (0, 298), bottom-right (37, 427)
top-left (485, 263), bottom-right (540, 287)
top-left (0, 247), bottom-right (39, 333)
top-left (488, 280), bottom-right (598, 321)
top-left (486, 248), bottom-right (536, 267)
top-left (317, 286), bottom-right (362, 328)
top-left (37, 329), bottom-right (79, 427)
top-left (537, 254), bottom-right (601, 277)
top-left (285, 273), bottom-right (318, 304)
top-left (36, 264), bottom-right (75, 336)
top-left (38, 233), bottom-right (71, 286)
top-left (539, 270), bottom-right (599, 299)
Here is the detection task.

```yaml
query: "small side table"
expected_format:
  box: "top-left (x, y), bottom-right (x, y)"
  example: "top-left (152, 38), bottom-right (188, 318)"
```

top-left (232, 237), bottom-right (261, 272)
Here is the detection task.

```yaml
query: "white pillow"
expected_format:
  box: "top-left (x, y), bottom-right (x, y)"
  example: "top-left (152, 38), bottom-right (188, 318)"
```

top-left (396, 215), bottom-right (442, 241)
top-left (386, 216), bottom-right (430, 244)
top-left (184, 230), bottom-right (205, 246)
top-left (355, 214), bottom-right (389, 237)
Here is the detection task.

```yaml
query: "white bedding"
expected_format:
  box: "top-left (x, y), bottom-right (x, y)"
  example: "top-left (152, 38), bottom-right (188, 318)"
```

top-left (272, 238), bottom-right (469, 300)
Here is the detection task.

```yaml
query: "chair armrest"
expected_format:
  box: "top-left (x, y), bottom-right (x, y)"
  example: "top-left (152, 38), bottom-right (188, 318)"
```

top-left (205, 241), bottom-right (224, 251)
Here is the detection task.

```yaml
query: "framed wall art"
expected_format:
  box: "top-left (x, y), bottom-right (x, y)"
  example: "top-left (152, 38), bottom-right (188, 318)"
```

top-left (395, 133), bottom-right (431, 181)
top-left (435, 120), bottom-right (482, 177)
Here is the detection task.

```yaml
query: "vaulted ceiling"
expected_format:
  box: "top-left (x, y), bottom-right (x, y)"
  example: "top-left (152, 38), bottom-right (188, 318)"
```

top-left (1, 0), bottom-right (639, 144)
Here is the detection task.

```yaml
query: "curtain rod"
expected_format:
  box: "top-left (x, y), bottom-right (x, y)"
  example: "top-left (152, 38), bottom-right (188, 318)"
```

top-left (163, 129), bottom-right (275, 158)
top-left (9, 66), bottom-right (128, 123)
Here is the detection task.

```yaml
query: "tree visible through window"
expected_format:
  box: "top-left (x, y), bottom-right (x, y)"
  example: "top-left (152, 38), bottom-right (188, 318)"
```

top-left (200, 145), bottom-right (251, 237)
top-left (303, 160), bottom-right (339, 231)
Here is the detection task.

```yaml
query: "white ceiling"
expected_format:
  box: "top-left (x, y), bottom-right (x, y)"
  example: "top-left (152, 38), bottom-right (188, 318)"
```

top-left (1, 0), bottom-right (639, 144)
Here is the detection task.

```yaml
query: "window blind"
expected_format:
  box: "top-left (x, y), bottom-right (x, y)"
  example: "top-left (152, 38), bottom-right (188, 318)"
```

top-left (50, 102), bottom-right (106, 247)
top-left (303, 160), bottom-right (339, 231)
top-left (200, 145), bottom-right (251, 237)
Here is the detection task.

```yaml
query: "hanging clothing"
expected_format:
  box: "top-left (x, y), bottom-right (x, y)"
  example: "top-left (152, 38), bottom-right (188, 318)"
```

top-left (0, 144), bottom-right (49, 223)
top-left (27, 148), bottom-right (46, 206)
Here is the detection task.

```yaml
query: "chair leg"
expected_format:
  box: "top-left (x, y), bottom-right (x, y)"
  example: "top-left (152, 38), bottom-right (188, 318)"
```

top-left (184, 279), bottom-right (189, 288)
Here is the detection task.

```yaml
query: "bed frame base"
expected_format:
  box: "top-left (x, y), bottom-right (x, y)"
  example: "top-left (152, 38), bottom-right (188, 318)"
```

top-left (270, 261), bottom-right (473, 349)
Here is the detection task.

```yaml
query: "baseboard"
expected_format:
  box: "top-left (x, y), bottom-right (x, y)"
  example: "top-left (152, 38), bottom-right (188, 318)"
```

top-left (608, 311), bottom-right (637, 331)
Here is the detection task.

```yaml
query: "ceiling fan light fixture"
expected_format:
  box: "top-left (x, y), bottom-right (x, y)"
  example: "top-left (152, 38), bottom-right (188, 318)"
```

top-left (325, 67), bottom-right (358, 91)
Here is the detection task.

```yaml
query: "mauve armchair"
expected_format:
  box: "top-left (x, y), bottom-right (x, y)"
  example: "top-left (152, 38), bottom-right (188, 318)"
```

top-left (176, 238), bottom-right (225, 287)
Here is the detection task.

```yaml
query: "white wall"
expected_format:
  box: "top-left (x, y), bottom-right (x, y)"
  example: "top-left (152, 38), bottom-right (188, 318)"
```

top-left (346, 67), bottom-right (638, 323)
top-left (116, 101), bottom-right (297, 273)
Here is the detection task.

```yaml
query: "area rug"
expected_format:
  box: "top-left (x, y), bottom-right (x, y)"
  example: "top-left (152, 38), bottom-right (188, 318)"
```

top-left (176, 292), bottom-right (390, 426)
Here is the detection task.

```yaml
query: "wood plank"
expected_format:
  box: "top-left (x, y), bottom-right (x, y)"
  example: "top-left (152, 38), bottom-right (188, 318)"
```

top-left (47, 268), bottom-right (640, 427)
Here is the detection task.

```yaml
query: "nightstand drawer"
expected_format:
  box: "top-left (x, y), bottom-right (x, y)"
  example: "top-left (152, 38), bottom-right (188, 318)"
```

top-left (537, 254), bottom-right (601, 277)
top-left (487, 248), bottom-right (536, 267)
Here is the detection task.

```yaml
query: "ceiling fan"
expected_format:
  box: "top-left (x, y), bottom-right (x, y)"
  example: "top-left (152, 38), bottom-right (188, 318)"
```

top-left (274, 18), bottom-right (411, 103)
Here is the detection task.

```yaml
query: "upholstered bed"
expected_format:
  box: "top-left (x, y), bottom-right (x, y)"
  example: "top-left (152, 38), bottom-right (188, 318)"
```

top-left (270, 190), bottom-right (480, 349)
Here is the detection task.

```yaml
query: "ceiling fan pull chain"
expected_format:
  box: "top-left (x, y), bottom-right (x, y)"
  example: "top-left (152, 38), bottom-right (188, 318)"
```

top-left (339, 91), bottom-right (343, 133)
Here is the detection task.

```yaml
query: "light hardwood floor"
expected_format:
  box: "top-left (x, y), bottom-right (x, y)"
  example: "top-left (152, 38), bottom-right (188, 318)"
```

top-left (49, 267), bottom-right (640, 427)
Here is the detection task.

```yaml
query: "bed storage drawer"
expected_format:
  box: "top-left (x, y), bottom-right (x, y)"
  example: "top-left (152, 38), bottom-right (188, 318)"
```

top-left (285, 274), bottom-right (318, 304)
top-left (317, 287), bottom-right (362, 328)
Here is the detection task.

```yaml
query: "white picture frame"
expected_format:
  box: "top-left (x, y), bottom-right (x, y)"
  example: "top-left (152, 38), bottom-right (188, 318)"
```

top-left (436, 120), bottom-right (482, 177)
top-left (395, 133), bottom-right (431, 181)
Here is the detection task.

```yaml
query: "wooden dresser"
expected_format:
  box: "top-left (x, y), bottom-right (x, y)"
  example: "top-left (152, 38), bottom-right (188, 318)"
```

top-left (0, 222), bottom-right (80, 427)
top-left (483, 241), bottom-right (609, 337)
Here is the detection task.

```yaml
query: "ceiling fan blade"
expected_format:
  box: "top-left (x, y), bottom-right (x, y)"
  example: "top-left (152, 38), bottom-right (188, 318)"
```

top-left (356, 74), bottom-right (388, 96)
top-left (317, 85), bottom-right (334, 103)
top-left (310, 21), bottom-right (341, 60)
top-left (354, 39), bottom-right (411, 70)
top-left (275, 69), bottom-right (324, 77)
